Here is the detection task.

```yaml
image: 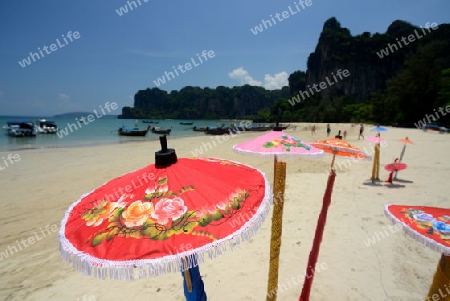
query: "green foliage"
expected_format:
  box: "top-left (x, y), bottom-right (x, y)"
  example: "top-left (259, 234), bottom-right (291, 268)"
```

top-left (120, 19), bottom-right (450, 127)
top-left (120, 85), bottom-right (289, 120)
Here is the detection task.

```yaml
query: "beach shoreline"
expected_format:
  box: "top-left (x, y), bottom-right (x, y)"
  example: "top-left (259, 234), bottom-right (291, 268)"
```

top-left (0, 123), bottom-right (448, 301)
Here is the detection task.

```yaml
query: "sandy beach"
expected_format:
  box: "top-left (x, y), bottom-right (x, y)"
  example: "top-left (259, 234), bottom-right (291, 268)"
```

top-left (0, 123), bottom-right (448, 301)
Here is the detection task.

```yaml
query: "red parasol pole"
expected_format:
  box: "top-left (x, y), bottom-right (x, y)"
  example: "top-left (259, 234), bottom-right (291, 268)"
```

top-left (299, 169), bottom-right (336, 301)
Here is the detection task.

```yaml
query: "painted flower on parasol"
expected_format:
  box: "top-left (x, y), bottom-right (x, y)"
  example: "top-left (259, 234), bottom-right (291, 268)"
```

top-left (297, 138), bottom-right (369, 301)
top-left (233, 125), bottom-right (323, 301)
top-left (59, 136), bottom-right (272, 301)
top-left (384, 205), bottom-right (450, 299)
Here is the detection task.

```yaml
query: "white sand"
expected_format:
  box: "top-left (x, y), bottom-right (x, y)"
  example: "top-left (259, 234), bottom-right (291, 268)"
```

top-left (0, 123), bottom-right (448, 301)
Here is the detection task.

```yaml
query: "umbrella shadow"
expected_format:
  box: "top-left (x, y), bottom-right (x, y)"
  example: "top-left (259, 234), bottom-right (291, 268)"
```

top-left (362, 179), bottom-right (383, 187)
top-left (383, 183), bottom-right (406, 188)
top-left (393, 178), bottom-right (413, 184)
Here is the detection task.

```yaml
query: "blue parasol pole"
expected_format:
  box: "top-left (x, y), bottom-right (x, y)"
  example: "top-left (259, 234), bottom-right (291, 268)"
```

top-left (182, 265), bottom-right (207, 301)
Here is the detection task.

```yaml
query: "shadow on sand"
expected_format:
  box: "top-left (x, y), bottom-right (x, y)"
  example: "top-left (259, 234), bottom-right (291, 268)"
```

top-left (362, 179), bottom-right (407, 188)
top-left (393, 178), bottom-right (414, 184)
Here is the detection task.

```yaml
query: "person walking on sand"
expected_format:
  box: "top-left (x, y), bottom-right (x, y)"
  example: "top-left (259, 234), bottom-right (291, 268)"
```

top-left (326, 124), bottom-right (331, 137)
top-left (358, 124), bottom-right (364, 140)
top-left (343, 130), bottom-right (347, 140)
top-left (311, 125), bottom-right (316, 136)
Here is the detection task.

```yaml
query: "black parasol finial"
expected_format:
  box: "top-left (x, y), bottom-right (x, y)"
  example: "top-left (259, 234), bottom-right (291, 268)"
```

top-left (155, 135), bottom-right (177, 167)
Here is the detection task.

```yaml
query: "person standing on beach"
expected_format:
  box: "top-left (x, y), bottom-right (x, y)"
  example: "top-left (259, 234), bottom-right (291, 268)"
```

top-left (311, 125), bottom-right (316, 136)
top-left (358, 124), bottom-right (364, 140)
top-left (326, 124), bottom-right (331, 137)
top-left (343, 130), bottom-right (347, 139)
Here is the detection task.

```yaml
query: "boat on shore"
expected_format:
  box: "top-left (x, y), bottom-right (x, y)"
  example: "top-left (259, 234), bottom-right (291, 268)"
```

top-left (118, 124), bottom-right (151, 136)
top-left (193, 126), bottom-right (208, 132)
top-left (36, 119), bottom-right (58, 134)
top-left (151, 126), bottom-right (172, 134)
top-left (205, 127), bottom-right (231, 135)
top-left (4, 120), bottom-right (37, 137)
top-left (246, 125), bottom-right (274, 131)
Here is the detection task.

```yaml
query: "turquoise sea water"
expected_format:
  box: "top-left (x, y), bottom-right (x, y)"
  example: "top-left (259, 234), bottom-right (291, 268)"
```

top-left (0, 116), bottom-right (239, 151)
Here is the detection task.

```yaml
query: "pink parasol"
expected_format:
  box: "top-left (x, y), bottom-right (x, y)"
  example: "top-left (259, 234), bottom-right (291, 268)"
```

top-left (365, 136), bottom-right (386, 144)
top-left (233, 128), bottom-right (323, 301)
top-left (385, 162), bottom-right (407, 172)
top-left (233, 130), bottom-right (324, 160)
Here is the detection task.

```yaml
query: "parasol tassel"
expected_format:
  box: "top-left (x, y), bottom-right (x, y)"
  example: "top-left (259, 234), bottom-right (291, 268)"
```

top-left (266, 160), bottom-right (287, 301)
top-left (426, 254), bottom-right (450, 300)
top-left (299, 169), bottom-right (336, 301)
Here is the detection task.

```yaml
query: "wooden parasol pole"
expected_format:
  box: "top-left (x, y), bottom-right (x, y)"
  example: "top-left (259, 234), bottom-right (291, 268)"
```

top-left (330, 153), bottom-right (336, 169)
top-left (375, 143), bottom-right (380, 180)
top-left (266, 159), bottom-right (287, 301)
top-left (426, 254), bottom-right (450, 300)
top-left (371, 144), bottom-right (377, 181)
top-left (394, 144), bottom-right (406, 180)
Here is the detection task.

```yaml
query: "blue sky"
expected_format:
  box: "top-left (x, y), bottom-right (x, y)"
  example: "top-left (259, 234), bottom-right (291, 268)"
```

top-left (0, 0), bottom-right (449, 116)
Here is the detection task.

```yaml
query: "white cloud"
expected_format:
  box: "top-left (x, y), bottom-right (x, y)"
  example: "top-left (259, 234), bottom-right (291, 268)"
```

top-left (59, 93), bottom-right (70, 101)
top-left (228, 67), bottom-right (262, 86)
top-left (228, 67), bottom-right (288, 90)
top-left (264, 72), bottom-right (289, 90)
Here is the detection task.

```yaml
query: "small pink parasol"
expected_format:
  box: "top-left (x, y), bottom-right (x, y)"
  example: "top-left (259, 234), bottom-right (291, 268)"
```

top-left (385, 162), bottom-right (407, 172)
top-left (365, 136), bottom-right (386, 144)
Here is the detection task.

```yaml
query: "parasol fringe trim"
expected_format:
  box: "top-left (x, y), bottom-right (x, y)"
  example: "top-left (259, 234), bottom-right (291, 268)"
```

top-left (384, 204), bottom-right (450, 256)
top-left (232, 147), bottom-right (324, 160)
top-left (58, 162), bottom-right (273, 279)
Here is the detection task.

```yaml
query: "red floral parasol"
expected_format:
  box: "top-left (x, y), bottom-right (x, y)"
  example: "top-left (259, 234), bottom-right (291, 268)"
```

top-left (385, 204), bottom-right (450, 299)
top-left (384, 205), bottom-right (450, 255)
top-left (59, 138), bottom-right (271, 287)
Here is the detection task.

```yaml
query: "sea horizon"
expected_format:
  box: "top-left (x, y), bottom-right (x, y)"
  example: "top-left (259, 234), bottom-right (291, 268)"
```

top-left (0, 116), bottom-right (260, 152)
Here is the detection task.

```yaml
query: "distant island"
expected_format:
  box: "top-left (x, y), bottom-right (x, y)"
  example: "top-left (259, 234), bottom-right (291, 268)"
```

top-left (120, 17), bottom-right (450, 127)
